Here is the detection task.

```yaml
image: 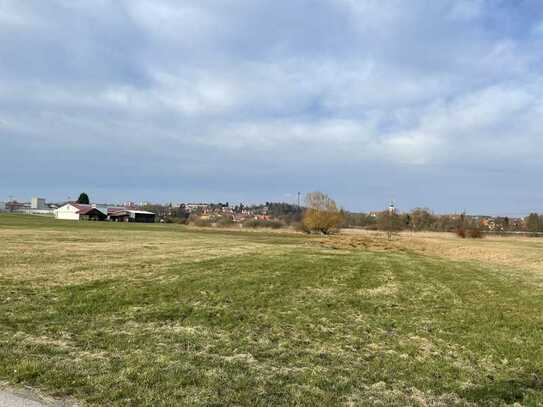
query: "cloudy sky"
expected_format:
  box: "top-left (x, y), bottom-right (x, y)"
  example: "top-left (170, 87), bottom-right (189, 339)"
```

top-left (1, 0), bottom-right (543, 214)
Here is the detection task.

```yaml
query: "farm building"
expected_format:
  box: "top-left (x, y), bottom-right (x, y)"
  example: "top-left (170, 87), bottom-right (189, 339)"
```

top-left (109, 210), bottom-right (156, 223)
top-left (54, 203), bottom-right (108, 221)
top-left (54, 203), bottom-right (156, 223)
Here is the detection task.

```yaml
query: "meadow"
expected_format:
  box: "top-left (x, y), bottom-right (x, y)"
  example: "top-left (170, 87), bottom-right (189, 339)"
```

top-left (1, 214), bottom-right (542, 406)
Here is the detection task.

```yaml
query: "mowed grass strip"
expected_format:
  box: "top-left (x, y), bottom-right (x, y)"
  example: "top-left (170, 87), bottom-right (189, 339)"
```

top-left (1, 215), bottom-right (543, 406)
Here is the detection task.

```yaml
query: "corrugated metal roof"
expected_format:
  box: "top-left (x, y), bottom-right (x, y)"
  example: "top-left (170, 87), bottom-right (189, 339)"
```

top-left (107, 207), bottom-right (127, 214)
top-left (109, 210), bottom-right (156, 216)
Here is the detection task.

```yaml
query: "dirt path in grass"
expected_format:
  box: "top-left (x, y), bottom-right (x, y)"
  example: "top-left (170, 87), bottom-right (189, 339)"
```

top-left (0, 385), bottom-right (77, 406)
top-left (0, 389), bottom-right (78, 407)
top-left (0, 390), bottom-right (45, 406)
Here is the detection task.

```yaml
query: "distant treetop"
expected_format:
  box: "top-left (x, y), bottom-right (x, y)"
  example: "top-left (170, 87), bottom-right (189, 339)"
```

top-left (77, 193), bottom-right (90, 205)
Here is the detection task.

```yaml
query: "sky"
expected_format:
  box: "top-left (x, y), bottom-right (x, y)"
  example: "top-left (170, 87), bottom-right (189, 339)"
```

top-left (1, 0), bottom-right (543, 215)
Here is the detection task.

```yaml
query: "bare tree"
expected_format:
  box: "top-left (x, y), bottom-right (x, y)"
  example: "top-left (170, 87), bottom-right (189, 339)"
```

top-left (302, 192), bottom-right (343, 234)
top-left (377, 203), bottom-right (401, 240)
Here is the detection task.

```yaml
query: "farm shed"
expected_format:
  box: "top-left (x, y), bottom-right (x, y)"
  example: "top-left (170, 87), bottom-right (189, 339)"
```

top-left (79, 207), bottom-right (108, 221)
top-left (109, 210), bottom-right (156, 223)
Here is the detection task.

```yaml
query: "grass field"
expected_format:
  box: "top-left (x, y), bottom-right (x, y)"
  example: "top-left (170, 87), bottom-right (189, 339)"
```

top-left (1, 214), bottom-right (543, 406)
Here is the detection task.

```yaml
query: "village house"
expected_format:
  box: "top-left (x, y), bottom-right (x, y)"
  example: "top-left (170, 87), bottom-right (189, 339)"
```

top-left (183, 203), bottom-right (209, 212)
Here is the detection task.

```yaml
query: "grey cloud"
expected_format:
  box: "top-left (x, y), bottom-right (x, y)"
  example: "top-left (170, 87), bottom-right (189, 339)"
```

top-left (1, 0), bottom-right (543, 213)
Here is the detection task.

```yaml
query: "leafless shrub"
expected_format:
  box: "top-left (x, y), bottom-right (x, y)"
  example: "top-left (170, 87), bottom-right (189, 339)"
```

top-left (467, 228), bottom-right (483, 239)
top-left (456, 228), bottom-right (466, 239)
top-left (455, 227), bottom-right (483, 239)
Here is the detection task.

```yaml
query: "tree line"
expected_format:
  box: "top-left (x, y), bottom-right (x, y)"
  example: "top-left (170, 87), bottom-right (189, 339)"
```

top-left (119, 191), bottom-right (543, 235)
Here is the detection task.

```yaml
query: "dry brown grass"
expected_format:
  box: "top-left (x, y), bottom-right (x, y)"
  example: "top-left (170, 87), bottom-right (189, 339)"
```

top-left (0, 227), bottom-right (292, 286)
top-left (324, 229), bottom-right (543, 274)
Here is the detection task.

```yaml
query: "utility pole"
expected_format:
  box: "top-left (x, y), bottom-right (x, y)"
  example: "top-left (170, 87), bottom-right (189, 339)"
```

top-left (297, 192), bottom-right (301, 208)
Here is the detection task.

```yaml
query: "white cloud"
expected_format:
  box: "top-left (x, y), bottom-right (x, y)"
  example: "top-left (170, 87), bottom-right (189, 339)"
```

top-left (125, 0), bottom-right (216, 43)
top-left (2, 0), bottom-right (543, 210)
top-left (380, 83), bottom-right (543, 164)
top-left (200, 119), bottom-right (376, 151)
top-left (383, 131), bottom-right (440, 165)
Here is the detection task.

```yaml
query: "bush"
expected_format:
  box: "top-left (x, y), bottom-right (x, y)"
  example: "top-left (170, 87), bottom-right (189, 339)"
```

top-left (273, 221), bottom-right (284, 229)
top-left (243, 219), bottom-right (284, 229)
top-left (162, 216), bottom-right (187, 224)
top-left (294, 222), bottom-right (311, 234)
top-left (456, 227), bottom-right (483, 239)
top-left (467, 228), bottom-right (483, 239)
top-left (216, 217), bottom-right (235, 227)
top-left (303, 208), bottom-right (343, 235)
top-left (456, 228), bottom-right (466, 238)
top-left (242, 219), bottom-right (259, 228)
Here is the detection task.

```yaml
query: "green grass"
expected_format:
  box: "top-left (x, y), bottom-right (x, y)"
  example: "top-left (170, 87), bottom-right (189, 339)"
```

top-left (1, 214), bottom-right (542, 405)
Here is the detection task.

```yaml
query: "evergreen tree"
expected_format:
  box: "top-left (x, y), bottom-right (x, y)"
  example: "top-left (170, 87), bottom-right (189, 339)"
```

top-left (77, 193), bottom-right (90, 204)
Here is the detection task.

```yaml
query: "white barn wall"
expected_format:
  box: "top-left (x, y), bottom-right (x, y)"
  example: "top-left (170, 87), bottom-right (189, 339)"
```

top-left (54, 204), bottom-right (80, 220)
